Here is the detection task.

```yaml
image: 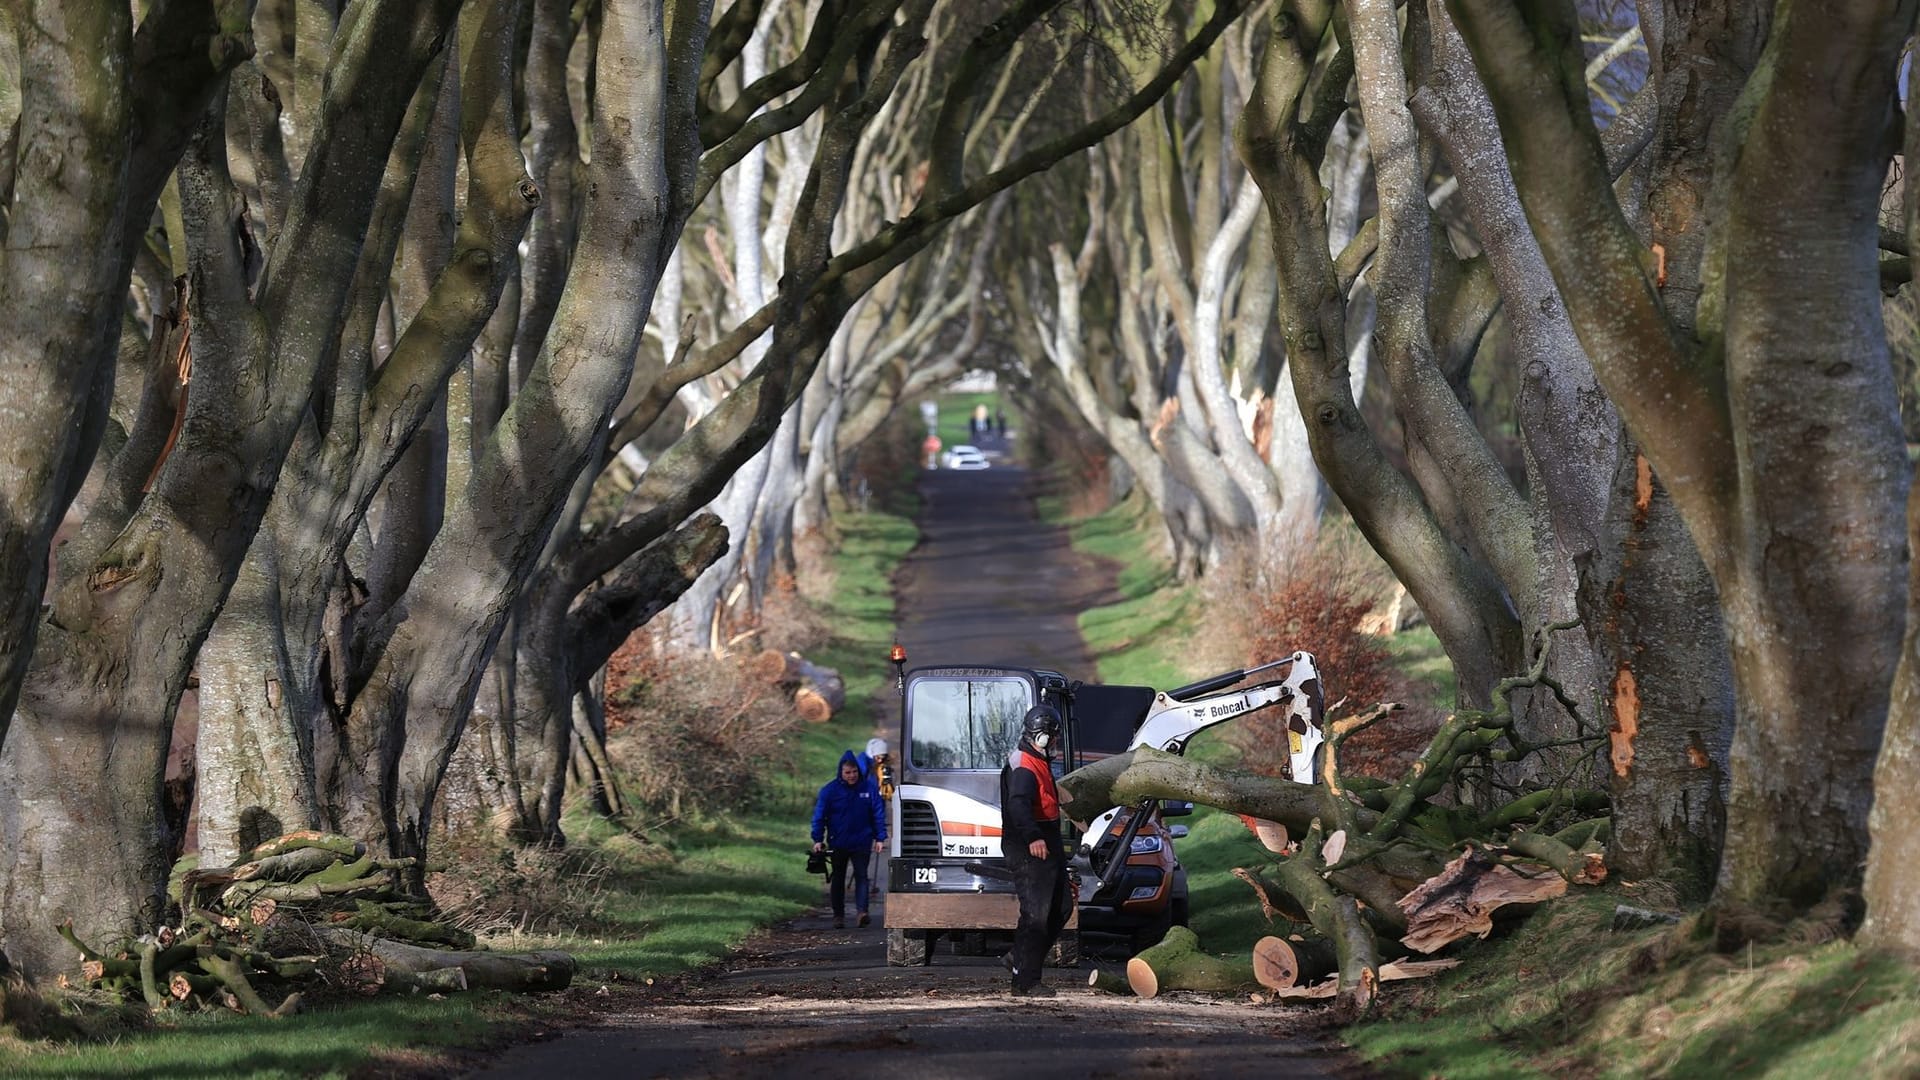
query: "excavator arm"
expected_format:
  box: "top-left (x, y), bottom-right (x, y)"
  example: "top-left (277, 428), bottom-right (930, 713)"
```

top-left (1075, 651), bottom-right (1325, 898)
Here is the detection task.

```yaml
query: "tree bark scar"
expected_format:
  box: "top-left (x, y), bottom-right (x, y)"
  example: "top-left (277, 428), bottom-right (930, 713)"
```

top-left (1610, 664), bottom-right (1640, 778)
top-left (1633, 452), bottom-right (1653, 520)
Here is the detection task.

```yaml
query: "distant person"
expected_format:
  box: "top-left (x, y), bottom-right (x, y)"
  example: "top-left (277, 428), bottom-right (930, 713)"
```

top-left (994, 408), bottom-right (1007, 436)
top-left (999, 704), bottom-right (1070, 996)
top-left (922, 432), bottom-right (941, 469)
top-left (811, 750), bottom-right (886, 929)
top-left (970, 403), bottom-right (990, 440)
top-left (859, 737), bottom-right (893, 899)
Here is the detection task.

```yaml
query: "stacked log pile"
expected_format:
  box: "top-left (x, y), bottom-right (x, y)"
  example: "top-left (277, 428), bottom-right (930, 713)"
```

top-left (1061, 623), bottom-right (1611, 1019)
top-left (59, 831), bottom-right (574, 1015)
top-left (751, 649), bottom-right (847, 722)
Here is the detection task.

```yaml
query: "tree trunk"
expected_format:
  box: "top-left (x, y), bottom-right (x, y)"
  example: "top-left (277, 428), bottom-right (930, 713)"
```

top-left (1585, 448), bottom-right (1729, 888)
top-left (0, 0), bottom-right (134, 745)
top-left (0, 0), bottom-right (463, 977)
top-left (195, 538), bottom-right (320, 866)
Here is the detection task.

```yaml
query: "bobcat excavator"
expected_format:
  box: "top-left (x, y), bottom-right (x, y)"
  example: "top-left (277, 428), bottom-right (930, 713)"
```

top-left (881, 648), bottom-right (1325, 966)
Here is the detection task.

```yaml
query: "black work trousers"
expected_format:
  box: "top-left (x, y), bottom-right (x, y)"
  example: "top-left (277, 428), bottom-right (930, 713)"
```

top-left (1006, 845), bottom-right (1070, 988)
top-left (829, 849), bottom-right (871, 918)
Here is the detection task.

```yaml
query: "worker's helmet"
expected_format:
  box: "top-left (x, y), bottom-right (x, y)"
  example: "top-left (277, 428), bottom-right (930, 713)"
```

top-left (865, 737), bottom-right (889, 761)
top-left (1022, 704), bottom-right (1062, 751)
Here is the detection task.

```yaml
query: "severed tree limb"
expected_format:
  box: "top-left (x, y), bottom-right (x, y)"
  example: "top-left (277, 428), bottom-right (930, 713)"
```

top-left (243, 831), bottom-right (365, 863)
top-left (231, 846), bottom-right (347, 883)
top-left (199, 951), bottom-right (299, 1017)
top-left (1553, 817), bottom-right (1609, 849)
top-left (1508, 831), bottom-right (1607, 885)
top-left (138, 938), bottom-right (168, 1011)
top-left (1269, 831), bottom-right (1380, 1021)
top-left (1233, 866), bottom-right (1306, 924)
top-left (1060, 745), bottom-right (1363, 834)
top-left (316, 930), bottom-right (575, 992)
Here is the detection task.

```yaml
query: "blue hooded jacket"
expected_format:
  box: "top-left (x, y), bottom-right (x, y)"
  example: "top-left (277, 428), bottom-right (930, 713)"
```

top-left (812, 749), bottom-right (887, 850)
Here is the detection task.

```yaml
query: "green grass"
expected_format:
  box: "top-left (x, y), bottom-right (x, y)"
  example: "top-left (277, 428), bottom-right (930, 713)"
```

top-left (1382, 625), bottom-right (1455, 710)
top-left (0, 508), bottom-right (921, 1079)
top-left (1345, 890), bottom-right (1920, 1079)
top-left (0, 995), bottom-right (515, 1079)
top-left (1054, 492), bottom-right (1200, 691)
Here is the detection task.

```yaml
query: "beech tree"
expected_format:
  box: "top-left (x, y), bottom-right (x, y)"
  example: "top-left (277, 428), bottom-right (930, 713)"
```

top-left (0, 0), bottom-right (465, 978)
top-left (1195, 0), bottom-right (1738, 887)
top-left (1449, 0), bottom-right (1914, 915)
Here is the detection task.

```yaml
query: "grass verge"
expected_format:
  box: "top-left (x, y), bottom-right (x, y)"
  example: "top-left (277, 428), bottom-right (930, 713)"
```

top-left (1347, 889), bottom-right (1920, 1079)
top-left (0, 508), bottom-right (918, 1078)
top-left (1049, 491), bottom-right (1199, 692)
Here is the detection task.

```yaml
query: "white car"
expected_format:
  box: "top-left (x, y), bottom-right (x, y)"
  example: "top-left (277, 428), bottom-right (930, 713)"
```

top-left (942, 445), bottom-right (990, 470)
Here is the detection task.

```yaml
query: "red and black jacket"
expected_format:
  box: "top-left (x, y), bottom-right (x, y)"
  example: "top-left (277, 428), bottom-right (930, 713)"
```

top-left (1000, 743), bottom-right (1064, 858)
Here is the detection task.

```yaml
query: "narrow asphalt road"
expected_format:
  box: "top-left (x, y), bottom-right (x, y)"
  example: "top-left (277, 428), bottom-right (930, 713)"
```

top-left (463, 464), bottom-right (1365, 1080)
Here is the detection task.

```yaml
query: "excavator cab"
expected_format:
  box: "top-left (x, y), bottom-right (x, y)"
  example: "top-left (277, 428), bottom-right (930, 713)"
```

top-left (882, 658), bottom-right (1186, 964)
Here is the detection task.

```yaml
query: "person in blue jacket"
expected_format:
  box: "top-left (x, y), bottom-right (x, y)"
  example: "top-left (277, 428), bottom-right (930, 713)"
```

top-left (811, 749), bottom-right (887, 928)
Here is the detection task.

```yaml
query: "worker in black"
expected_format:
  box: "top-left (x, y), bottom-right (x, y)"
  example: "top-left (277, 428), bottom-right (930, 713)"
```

top-left (1000, 703), bottom-right (1070, 997)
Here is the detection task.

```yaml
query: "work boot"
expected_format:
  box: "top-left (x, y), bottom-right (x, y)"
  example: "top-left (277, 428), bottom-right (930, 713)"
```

top-left (858, 913), bottom-right (871, 928)
top-left (1000, 953), bottom-right (1016, 975)
top-left (1009, 983), bottom-right (1055, 998)
top-left (833, 917), bottom-right (845, 929)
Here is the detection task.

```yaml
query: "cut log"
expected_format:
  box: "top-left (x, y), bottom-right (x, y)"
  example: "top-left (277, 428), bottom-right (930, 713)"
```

top-left (750, 648), bottom-right (796, 683)
top-left (169, 970), bottom-right (216, 1001)
top-left (318, 930), bottom-right (575, 992)
top-left (1125, 926), bottom-right (1257, 999)
top-left (1397, 847), bottom-right (1568, 954)
top-left (793, 662), bottom-right (846, 723)
top-left (1236, 815), bottom-right (1291, 853)
top-left (1087, 968), bottom-right (1133, 994)
top-left (1252, 935), bottom-right (1339, 990)
top-left (753, 649), bottom-right (846, 722)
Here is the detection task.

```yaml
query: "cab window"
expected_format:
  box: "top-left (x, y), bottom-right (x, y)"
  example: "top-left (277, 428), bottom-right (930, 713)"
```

top-left (909, 677), bottom-right (1030, 770)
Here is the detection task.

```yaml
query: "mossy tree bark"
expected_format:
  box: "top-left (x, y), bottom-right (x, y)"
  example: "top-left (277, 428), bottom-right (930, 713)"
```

top-left (0, 0), bottom-right (464, 977)
top-left (1448, 0), bottom-right (1915, 913)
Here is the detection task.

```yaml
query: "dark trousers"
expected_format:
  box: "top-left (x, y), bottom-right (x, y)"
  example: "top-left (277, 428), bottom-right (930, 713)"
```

top-left (829, 849), bottom-right (871, 917)
top-left (1007, 847), bottom-right (1070, 988)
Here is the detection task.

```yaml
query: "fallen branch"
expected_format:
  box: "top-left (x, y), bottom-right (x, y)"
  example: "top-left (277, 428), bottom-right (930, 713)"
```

top-left (316, 930), bottom-right (575, 992)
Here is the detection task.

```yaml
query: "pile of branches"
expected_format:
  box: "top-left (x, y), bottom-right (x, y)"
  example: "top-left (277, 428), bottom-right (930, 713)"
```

top-left (1060, 625), bottom-right (1609, 1019)
top-left (59, 831), bottom-right (574, 1016)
